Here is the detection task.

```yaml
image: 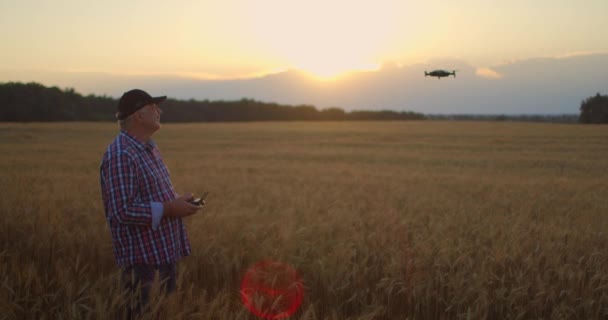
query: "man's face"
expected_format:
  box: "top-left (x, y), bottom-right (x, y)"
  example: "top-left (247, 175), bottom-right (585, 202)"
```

top-left (136, 103), bottom-right (162, 132)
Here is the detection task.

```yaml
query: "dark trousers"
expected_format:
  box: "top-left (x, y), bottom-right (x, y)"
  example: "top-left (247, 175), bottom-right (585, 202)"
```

top-left (118, 263), bottom-right (177, 319)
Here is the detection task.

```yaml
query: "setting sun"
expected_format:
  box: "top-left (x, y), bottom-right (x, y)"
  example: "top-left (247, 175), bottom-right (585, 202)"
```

top-left (242, 0), bottom-right (398, 79)
top-left (295, 60), bottom-right (380, 80)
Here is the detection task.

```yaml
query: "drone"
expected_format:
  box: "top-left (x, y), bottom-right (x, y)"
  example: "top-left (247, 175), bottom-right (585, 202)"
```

top-left (425, 70), bottom-right (457, 79)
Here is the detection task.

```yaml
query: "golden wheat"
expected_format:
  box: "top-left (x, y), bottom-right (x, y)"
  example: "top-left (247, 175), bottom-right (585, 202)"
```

top-left (0, 121), bottom-right (607, 319)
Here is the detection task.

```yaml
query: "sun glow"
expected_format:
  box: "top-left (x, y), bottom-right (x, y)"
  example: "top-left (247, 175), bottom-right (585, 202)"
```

top-left (242, 0), bottom-right (398, 80)
top-left (296, 60), bottom-right (381, 80)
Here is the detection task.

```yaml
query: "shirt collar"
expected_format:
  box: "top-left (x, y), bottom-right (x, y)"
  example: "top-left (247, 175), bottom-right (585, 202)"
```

top-left (120, 130), bottom-right (156, 151)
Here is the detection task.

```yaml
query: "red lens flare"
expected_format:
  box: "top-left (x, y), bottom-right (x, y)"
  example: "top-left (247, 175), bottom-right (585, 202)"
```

top-left (240, 260), bottom-right (304, 319)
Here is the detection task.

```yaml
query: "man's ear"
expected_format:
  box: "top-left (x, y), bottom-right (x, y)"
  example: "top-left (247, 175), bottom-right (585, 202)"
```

top-left (131, 110), bottom-right (142, 123)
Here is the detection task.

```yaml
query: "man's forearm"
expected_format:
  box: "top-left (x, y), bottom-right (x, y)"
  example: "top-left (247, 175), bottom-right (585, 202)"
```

top-left (162, 201), bottom-right (173, 217)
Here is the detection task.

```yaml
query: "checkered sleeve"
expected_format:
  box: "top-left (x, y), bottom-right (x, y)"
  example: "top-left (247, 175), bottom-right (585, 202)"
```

top-left (103, 151), bottom-right (152, 226)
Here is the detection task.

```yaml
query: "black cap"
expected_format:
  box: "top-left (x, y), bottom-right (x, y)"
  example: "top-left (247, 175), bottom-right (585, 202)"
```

top-left (116, 89), bottom-right (167, 120)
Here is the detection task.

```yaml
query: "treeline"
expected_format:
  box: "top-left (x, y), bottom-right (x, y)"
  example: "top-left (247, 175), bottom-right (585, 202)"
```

top-left (0, 82), bottom-right (426, 122)
top-left (0, 82), bottom-right (116, 121)
top-left (579, 93), bottom-right (608, 124)
top-left (427, 114), bottom-right (579, 123)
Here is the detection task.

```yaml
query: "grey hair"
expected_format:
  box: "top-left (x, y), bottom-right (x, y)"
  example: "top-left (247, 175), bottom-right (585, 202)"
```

top-left (116, 112), bottom-right (134, 129)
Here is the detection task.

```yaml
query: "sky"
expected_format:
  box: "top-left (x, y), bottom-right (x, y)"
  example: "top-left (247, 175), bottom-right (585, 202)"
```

top-left (1, 0), bottom-right (607, 112)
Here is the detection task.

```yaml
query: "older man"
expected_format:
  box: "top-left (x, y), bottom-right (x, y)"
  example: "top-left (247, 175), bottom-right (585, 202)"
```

top-left (100, 89), bottom-right (202, 317)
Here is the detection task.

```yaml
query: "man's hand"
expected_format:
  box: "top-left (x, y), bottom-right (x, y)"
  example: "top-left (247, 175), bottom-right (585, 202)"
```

top-left (163, 193), bottom-right (202, 217)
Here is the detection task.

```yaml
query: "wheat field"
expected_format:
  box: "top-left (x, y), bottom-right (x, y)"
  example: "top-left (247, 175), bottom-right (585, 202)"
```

top-left (1, 121), bottom-right (607, 319)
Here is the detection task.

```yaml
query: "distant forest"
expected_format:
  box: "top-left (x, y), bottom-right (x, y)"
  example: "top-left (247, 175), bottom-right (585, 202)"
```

top-left (1, 82), bottom-right (599, 123)
top-left (578, 93), bottom-right (608, 124)
top-left (0, 82), bottom-right (426, 122)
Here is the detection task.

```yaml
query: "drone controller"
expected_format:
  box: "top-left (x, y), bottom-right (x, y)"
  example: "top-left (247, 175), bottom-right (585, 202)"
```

top-left (189, 191), bottom-right (209, 206)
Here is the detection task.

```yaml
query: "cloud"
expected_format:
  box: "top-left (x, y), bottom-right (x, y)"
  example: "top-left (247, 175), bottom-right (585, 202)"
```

top-left (476, 67), bottom-right (503, 79)
top-left (555, 50), bottom-right (608, 59)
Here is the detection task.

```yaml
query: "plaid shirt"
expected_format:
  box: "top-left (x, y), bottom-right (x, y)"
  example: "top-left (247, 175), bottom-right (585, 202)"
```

top-left (100, 130), bottom-right (191, 267)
